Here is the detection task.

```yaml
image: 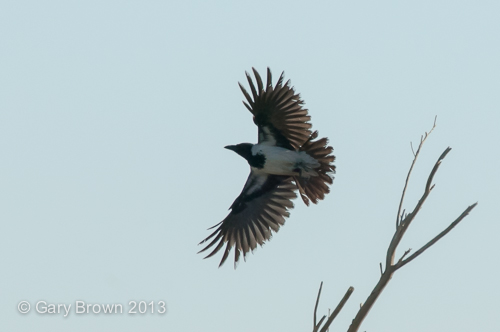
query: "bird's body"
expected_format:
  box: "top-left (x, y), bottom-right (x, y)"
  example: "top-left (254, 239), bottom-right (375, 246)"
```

top-left (229, 143), bottom-right (320, 177)
top-left (199, 68), bottom-right (336, 267)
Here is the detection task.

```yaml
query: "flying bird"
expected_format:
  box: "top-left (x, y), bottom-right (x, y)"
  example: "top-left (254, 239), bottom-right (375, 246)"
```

top-left (199, 68), bottom-right (335, 267)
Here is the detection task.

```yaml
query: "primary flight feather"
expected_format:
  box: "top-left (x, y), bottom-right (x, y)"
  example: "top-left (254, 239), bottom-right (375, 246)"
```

top-left (199, 68), bottom-right (335, 267)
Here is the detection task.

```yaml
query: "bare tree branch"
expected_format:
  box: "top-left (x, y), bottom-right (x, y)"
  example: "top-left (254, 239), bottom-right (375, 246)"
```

top-left (396, 248), bottom-right (412, 265)
top-left (344, 121), bottom-right (477, 332)
top-left (320, 287), bottom-right (354, 332)
top-left (312, 284), bottom-right (354, 332)
top-left (395, 202), bottom-right (478, 269)
top-left (313, 282), bottom-right (325, 332)
top-left (313, 316), bottom-right (326, 332)
top-left (308, 119), bottom-right (477, 332)
top-left (395, 116), bottom-right (437, 228)
top-left (387, 146), bottom-right (451, 270)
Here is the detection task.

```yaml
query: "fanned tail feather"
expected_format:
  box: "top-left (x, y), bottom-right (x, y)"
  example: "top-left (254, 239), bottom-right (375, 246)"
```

top-left (296, 131), bottom-right (336, 205)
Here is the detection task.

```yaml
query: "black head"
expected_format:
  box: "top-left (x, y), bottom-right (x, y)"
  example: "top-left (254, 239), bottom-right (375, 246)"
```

top-left (224, 143), bottom-right (254, 161)
top-left (225, 143), bottom-right (266, 168)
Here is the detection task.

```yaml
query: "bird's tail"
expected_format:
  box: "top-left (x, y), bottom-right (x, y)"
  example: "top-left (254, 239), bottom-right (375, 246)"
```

top-left (295, 131), bottom-right (336, 206)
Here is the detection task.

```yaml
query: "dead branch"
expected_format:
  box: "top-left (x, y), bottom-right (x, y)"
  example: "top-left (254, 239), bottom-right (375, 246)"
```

top-left (310, 120), bottom-right (477, 332)
top-left (394, 202), bottom-right (477, 269)
top-left (313, 283), bottom-right (354, 332)
top-left (346, 122), bottom-right (477, 332)
top-left (313, 282), bottom-right (324, 332)
top-left (396, 116), bottom-right (436, 229)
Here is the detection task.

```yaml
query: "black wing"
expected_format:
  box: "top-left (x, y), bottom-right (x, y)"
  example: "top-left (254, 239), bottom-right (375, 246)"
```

top-left (239, 68), bottom-right (312, 150)
top-left (199, 172), bottom-right (297, 268)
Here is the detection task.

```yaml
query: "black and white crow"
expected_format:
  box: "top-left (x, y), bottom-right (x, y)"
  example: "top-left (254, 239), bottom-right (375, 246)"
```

top-left (199, 68), bottom-right (335, 267)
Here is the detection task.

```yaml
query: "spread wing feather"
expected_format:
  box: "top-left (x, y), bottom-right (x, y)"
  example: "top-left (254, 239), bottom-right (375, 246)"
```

top-left (198, 173), bottom-right (296, 268)
top-left (239, 68), bottom-right (312, 150)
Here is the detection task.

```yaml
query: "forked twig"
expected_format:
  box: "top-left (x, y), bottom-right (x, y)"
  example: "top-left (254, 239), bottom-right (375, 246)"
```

top-left (320, 287), bottom-right (354, 332)
top-left (395, 202), bottom-right (477, 269)
top-left (313, 284), bottom-right (354, 332)
top-left (396, 116), bottom-right (437, 228)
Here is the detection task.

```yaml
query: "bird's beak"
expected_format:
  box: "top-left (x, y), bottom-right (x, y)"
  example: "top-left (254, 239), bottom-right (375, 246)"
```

top-left (224, 145), bottom-right (236, 151)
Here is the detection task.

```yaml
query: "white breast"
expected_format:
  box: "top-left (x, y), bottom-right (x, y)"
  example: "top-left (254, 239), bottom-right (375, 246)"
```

top-left (251, 145), bottom-right (319, 176)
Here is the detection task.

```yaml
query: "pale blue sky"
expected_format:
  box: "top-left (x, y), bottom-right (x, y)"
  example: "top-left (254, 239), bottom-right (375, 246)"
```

top-left (1, 1), bottom-right (499, 331)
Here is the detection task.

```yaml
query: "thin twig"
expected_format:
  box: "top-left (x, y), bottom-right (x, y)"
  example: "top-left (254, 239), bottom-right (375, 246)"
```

top-left (312, 284), bottom-right (354, 332)
top-left (399, 209), bottom-right (406, 224)
top-left (313, 282), bottom-right (324, 331)
top-left (313, 316), bottom-right (326, 332)
top-left (387, 146), bottom-right (451, 269)
top-left (395, 202), bottom-right (478, 270)
top-left (396, 248), bottom-right (412, 265)
top-left (319, 287), bottom-right (354, 332)
top-left (395, 120), bottom-right (436, 228)
top-left (425, 147), bottom-right (451, 192)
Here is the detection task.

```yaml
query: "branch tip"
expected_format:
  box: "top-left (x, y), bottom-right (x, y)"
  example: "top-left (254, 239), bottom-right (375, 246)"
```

top-left (396, 202), bottom-right (478, 270)
top-left (315, 285), bottom-right (354, 332)
top-left (313, 282), bottom-right (324, 329)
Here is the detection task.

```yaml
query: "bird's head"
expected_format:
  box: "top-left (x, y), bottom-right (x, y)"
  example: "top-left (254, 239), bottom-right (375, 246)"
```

top-left (225, 143), bottom-right (254, 161)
